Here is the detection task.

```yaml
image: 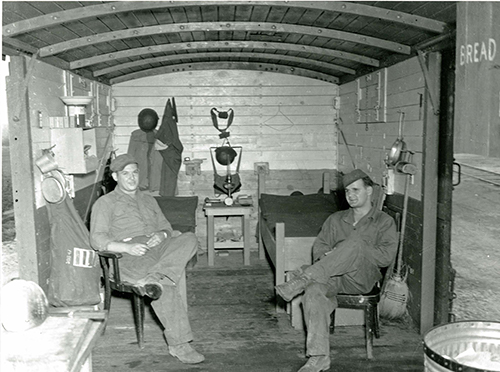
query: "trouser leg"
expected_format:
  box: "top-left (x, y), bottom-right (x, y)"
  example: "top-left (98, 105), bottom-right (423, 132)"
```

top-left (120, 232), bottom-right (198, 346)
top-left (302, 239), bottom-right (383, 357)
top-left (304, 238), bottom-right (382, 291)
top-left (302, 281), bottom-right (339, 356)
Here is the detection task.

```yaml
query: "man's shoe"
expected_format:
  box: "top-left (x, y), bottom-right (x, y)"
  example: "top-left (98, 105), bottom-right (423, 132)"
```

top-left (297, 356), bottom-right (331, 372)
top-left (133, 275), bottom-right (163, 300)
top-left (169, 343), bottom-right (205, 364)
top-left (275, 274), bottom-right (311, 302)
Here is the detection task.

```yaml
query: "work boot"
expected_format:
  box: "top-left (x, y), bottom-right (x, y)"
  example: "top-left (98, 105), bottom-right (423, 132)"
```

top-left (275, 274), bottom-right (312, 302)
top-left (169, 343), bottom-right (205, 364)
top-left (133, 274), bottom-right (163, 300)
top-left (297, 356), bottom-right (331, 372)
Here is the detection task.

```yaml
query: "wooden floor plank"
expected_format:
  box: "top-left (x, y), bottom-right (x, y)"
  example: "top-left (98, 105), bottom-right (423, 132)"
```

top-left (92, 252), bottom-right (424, 371)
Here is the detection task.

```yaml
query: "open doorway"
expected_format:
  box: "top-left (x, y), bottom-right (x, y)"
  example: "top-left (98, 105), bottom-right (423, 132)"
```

top-left (1, 56), bottom-right (18, 283)
top-left (450, 156), bottom-right (500, 321)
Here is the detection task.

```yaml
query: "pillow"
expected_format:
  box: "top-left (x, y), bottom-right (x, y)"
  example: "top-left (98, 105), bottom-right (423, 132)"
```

top-left (260, 192), bottom-right (340, 219)
top-left (155, 196), bottom-right (199, 233)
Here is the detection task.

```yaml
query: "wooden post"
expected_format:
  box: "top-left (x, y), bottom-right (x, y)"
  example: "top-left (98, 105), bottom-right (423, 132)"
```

top-left (435, 48), bottom-right (455, 326)
top-left (420, 51), bottom-right (441, 334)
top-left (6, 56), bottom-right (49, 286)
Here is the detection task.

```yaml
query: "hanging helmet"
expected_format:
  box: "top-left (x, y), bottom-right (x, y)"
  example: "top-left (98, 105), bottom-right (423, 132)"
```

top-left (215, 146), bottom-right (237, 166)
top-left (138, 108), bottom-right (159, 132)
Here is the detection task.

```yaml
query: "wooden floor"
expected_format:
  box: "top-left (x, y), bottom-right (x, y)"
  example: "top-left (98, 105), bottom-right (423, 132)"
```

top-left (92, 251), bottom-right (424, 372)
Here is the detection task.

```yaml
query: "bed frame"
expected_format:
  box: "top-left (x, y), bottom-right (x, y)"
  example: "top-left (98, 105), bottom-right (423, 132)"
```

top-left (257, 169), bottom-right (331, 329)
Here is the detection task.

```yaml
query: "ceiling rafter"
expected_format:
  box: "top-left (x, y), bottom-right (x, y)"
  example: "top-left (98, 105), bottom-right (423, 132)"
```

top-left (40, 21), bottom-right (410, 59)
top-left (72, 40), bottom-right (379, 70)
top-left (109, 61), bottom-right (340, 85)
top-left (93, 51), bottom-right (356, 77)
top-left (2, 1), bottom-right (447, 38)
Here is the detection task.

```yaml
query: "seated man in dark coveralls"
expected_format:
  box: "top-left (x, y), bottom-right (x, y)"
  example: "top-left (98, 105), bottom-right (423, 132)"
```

top-left (90, 154), bottom-right (204, 364)
top-left (275, 169), bottom-right (398, 372)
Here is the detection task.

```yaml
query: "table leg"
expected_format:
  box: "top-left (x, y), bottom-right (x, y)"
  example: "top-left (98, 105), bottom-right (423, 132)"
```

top-left (207, 215), bottom-right (215, 266)
top-left (243, 213), bottom-right (250, 265)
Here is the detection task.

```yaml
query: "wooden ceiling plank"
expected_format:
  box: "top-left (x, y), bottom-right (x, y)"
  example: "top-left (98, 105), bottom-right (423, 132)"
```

top-left (93, 51), bottom-right (356, 77)
top-left (2, 2), bottom-right (447, 38)
top-left (109, 61), bottom-right (340, 85)
top-left (70, 40), bottom-right (379, 70)
top-left (40, 21), bottom-right (410, 57)
top-left (266, 5), bottom-right (289, 23)
top-left (199, 4), bottom-right (220, 22)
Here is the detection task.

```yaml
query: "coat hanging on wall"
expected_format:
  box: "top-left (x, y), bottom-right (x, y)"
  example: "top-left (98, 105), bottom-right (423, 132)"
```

top-left (156, 98), bottom-right (183, 196)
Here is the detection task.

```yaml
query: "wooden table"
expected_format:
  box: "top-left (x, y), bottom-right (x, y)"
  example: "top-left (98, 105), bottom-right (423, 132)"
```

top-left (204, 202), bottom-right (253, 266)
top-left (2, 312), bottom-right (106, 372)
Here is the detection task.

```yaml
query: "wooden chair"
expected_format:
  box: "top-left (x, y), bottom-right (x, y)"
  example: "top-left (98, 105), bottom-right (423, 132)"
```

top-left (98, 251), bottom-right (187, 349)
top-left (330, 285), bottom-right (381, 359)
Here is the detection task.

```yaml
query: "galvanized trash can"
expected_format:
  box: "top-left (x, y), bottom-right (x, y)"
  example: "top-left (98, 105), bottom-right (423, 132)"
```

top-left (424, 321), bottom-right (500, 372)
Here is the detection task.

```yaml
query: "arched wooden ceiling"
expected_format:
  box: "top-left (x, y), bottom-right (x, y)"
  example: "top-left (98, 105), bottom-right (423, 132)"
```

top-left (2, 1), bottom-right (456, 86)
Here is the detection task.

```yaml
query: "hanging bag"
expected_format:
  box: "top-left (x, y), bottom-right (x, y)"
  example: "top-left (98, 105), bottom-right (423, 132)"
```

top-left (47, 197), bottom-right (101, 307)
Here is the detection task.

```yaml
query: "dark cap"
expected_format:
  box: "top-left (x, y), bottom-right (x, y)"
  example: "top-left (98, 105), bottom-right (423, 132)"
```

top-left (342, 169), bottom-right (370, 187)
top-left (110, 154), bottom-right (138, 172)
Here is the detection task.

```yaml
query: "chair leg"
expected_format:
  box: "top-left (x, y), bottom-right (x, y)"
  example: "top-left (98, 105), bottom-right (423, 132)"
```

top-left (104, 281), bottom-right (111, 311)
top-left (132, 294), bottom-right (145, 349)
top-left (373, 305), bottom-right (380, 339)
top-left (329, 310), bottom-right (336, 334)
top-left (364, 305), bottom-right (374, 359)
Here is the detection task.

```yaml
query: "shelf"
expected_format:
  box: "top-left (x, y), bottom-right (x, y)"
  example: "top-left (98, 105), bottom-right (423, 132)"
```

top-left (60, 96), bottom-right (94, 106)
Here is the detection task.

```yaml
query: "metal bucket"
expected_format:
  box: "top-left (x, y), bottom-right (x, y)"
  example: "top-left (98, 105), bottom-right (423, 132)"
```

top-left (424, 321), bottom-right (500, 372)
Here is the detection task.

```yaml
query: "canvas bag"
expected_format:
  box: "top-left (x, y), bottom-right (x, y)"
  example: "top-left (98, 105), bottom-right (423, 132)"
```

top-left (47, 197), bottom-right (101, 307)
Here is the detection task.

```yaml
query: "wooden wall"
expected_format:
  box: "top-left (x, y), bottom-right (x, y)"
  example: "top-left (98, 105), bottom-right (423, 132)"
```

top-left (339, 56), bottom-right (437, 332)
top-left (111, 70), bottom-right (339, 250)
top-left (6, 56), bottom-right (112, 288)
top-left (455, 2), bottom-right (500, 158)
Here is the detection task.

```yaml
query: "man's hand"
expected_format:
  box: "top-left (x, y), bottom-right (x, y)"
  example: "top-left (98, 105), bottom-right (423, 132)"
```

top-left (128, 243), bottom-right (150, 256)
top-left (146, 231), bottom-right (167, 247)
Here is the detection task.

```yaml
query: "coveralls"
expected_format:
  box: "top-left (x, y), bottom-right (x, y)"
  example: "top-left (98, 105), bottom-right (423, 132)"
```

top-left (90, 187), bottom-right (196, 346)
top-left (302, 205), bottom-right (398, 356)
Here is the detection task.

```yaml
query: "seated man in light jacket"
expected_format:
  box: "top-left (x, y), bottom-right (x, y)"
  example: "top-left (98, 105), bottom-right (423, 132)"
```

top-left (90, 153), bottom-right (204, 364)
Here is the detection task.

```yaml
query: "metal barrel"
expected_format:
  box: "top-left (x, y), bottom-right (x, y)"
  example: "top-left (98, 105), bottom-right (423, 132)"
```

top-left (423, 321), bottom-right (500, 372)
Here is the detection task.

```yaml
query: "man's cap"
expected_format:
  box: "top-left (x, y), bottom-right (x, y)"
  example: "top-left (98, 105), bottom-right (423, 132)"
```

top-left (342, 169), bottom-right (370, 187)
top-left (110, 154), bottom-right (138, 172)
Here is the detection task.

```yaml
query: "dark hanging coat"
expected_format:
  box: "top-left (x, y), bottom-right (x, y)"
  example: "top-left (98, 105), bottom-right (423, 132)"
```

top-left (155, 98), bottom-right (183, 196)
top-left (127, 129), bottom-right (162, 191)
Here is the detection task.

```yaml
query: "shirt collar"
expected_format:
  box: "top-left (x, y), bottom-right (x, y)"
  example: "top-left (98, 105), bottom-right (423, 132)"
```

top-left (113, 187), bottom-right (140, 201)
top-left (342, 204), bottom-right (377, 224)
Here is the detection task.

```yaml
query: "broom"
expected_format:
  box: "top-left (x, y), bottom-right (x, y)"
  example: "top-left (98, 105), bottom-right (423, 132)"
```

top-left (379, 172), bottom-right (411, 319)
